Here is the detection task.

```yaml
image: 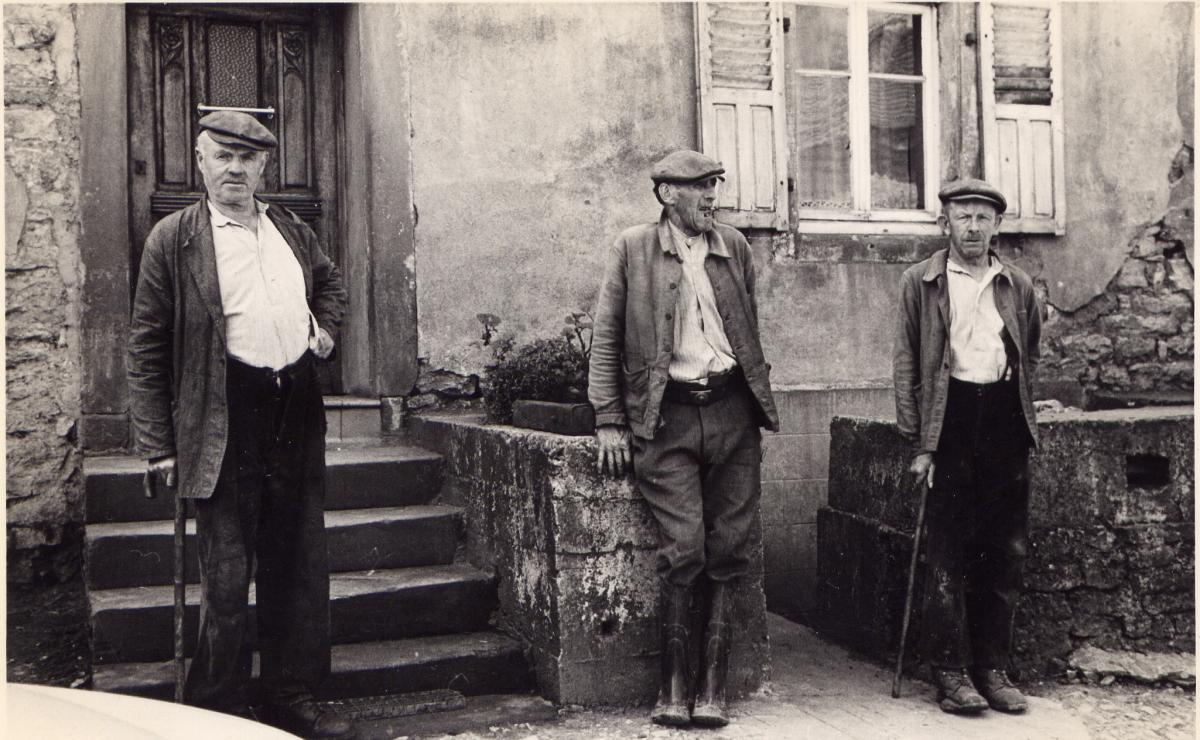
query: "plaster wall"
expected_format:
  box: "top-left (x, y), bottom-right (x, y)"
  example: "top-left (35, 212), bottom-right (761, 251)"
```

top-left (402, 3), bottom-right (697, 375)
top-left (4, 3), bottom-right (85, 583)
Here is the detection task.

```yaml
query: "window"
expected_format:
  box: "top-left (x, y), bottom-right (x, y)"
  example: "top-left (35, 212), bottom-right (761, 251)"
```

top-left (696, 2), bottom-right (1064, 235)
top-left (787, 2), bottom-right (940, 229)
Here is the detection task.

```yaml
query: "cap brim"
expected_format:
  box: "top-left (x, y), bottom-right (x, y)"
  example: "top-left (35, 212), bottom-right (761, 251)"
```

top-left (203, 129), bottom-right (274, 151)
top-left (652, 170), bottom-right (726, 184)
top-left (942, 194), bottom-right (1006, 213)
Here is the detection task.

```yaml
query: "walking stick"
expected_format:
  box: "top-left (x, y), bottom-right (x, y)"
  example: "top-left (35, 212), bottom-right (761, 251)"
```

top-left (891, 475), bottom-right (929, 699)
top-left (144, 469), bottom-right (186, 703)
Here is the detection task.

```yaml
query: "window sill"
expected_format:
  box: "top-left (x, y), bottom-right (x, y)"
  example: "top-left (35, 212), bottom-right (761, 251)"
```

top-left (795, 220), bottom-right (942, 236)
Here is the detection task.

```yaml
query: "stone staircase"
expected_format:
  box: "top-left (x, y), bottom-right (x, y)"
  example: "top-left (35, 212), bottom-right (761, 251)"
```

top-left (82, 398), bottom-right (533, 706)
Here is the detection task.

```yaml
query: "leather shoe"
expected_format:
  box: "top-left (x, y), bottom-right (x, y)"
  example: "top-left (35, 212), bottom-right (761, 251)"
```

top-left (261, 698), bottom-right (354, 739)
top-left (933, 668), bottom-right (989, 714)
top-left (973, 668), bottom-right (1028, 713)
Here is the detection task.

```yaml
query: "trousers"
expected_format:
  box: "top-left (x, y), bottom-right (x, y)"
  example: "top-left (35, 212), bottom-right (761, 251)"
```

top-left (185, 352), bottom-right (331, 711)
top-left (632, 379), bottom-right (762, 586)
top-left (919, 376), bottom-right (1032, 670)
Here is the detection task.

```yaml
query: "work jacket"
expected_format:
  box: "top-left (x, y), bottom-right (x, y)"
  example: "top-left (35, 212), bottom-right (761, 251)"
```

top-left (128, 198), bottom-right (346, 499)
top-left (893, 248), bottom-right (1042, 457)
top-left (588, 212), bottom-right (780, 439)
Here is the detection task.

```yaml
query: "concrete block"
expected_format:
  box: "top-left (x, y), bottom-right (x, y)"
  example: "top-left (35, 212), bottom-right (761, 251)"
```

top-left (512, 400), bottom-right (595, 436)
top-left (762, 433), bottom-right (829, 482)
top-left (761, 479), bottom-right (826, 528)
top-left (340, 407), bottom-right (381, 438)
top-left (79, 413), bottom-right (129, 452)
top-left (773, 389), bottom-right (834, 434)
top-left (833, 387), bottom-right (895, 420)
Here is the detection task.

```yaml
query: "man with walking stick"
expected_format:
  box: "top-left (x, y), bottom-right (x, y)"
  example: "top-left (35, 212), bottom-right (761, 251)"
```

top-left (892, 179), bottom-right (1042, 715)
top-left (129, 110), bottom-right (351, 738)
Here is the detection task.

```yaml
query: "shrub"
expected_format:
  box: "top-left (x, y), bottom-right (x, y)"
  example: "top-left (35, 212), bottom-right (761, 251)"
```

top-left (484, 336), bottom-right (588, 424)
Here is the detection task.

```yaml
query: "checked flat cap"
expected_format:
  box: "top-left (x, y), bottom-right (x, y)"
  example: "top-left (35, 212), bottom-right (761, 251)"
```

top-left (651, 149), bottom-right (726, 184)
top-left (938, 178), bottom-right (1007, 214)
top-left (198, 110), bottom-right (277, 150)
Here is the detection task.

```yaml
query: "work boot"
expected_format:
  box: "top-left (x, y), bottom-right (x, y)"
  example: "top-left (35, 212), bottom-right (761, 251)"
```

top-left (691, 580), bottom-right (734, 727)
top-left (261, 696), bottom-right (355, 739)
top-left (973, 668), bottom-right (1028, 713)
top-left (650, 584), bottom-right (692, 727)
top-left (933, 667), bottom-right (989, 714)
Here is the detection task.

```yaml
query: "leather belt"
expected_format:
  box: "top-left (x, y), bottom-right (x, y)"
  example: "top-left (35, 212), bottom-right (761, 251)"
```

top-left (663, 366), bottom-right (743, 407)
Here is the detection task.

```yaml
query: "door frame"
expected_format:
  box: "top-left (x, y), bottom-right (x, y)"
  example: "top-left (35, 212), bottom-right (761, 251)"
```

top-left (77, 4), bottom-right (419, 451)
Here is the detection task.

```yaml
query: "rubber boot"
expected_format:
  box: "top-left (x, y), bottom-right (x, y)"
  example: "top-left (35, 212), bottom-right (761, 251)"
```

top-left (692, 580), bottom-right (734, 727)
top-left (650, 584), bottom-right (692, 726)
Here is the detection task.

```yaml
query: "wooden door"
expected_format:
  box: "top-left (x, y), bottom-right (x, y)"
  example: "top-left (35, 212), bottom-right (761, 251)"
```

top-left (127, 4), bottom-right (344, 391)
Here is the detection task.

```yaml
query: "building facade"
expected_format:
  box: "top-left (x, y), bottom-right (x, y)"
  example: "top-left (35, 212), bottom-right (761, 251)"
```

top-left (6, 2), bottom-right (1194, 630)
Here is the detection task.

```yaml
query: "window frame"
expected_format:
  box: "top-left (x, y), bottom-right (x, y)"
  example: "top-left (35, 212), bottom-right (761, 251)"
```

top-left (786, 1), bottom-right (941, 234)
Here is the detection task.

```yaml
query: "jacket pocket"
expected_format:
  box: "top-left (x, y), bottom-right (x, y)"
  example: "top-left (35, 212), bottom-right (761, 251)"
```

top-left (621, 362), bottom-right (650, 428)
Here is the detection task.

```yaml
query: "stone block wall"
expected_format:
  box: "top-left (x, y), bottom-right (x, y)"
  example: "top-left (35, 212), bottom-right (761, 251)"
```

top-left (760, 386), bottom-right (894, 624)
top-left (816, 409), bottom-right (1194, 677)
top-left (5, 4), bottom-right (85, 584)
top-left (408, 413), bottom-right (769, 706)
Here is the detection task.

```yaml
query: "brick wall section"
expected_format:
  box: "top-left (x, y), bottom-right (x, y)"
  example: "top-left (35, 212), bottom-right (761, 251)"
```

top-left (760, 387), bottom-right (894, 623)
top-left (817, 410), bottom-right (1194, 677)
top-left (408, 413), bottom-right (769, 706)
top-left (5, 4), bottom-right (85, 584)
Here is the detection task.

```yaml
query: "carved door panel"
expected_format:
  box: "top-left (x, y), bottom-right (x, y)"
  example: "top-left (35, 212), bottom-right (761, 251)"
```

top-left (127, 4), bottom-right (343, 391)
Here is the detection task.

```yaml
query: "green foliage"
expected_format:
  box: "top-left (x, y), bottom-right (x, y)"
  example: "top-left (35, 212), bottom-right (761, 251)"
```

top-left (482, 312), bottom-right (593, 424)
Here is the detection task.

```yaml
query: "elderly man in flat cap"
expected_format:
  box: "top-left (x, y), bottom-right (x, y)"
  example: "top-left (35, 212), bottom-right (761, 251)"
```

top-left (589, 149), bottom-right (778, 727)
top-left (893, 178), bottom-right (1042, 715)
top-left (129, 110), bottom-right (351, 738)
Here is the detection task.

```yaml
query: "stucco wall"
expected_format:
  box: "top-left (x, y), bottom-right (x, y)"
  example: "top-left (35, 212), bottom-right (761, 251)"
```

top-left (5, 4), bottom-right (85, 583)
top-left (403, 3), bottom-right (696, 376)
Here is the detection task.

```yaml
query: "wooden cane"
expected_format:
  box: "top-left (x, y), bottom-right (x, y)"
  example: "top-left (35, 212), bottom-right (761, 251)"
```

top-left (891, 476), bottom-right (929, 699)
top-left (145, 469), bottom-right (186, 703)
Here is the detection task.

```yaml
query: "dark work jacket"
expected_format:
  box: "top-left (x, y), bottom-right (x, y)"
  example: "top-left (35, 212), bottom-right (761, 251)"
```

top-left (128, 198), bottom-right (347, 499)
top-left (588, 211), bottom-right (780, 439)
top-left (893, 248), bottom-right (1042, 457)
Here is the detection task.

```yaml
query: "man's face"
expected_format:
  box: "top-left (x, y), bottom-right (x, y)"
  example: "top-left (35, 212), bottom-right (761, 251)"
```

top-left (195, 132), bottom-right (267, 208)
top-left (661, 177), bottom-right (720, 235)
top-left (939, 200), bottom-right (1002, 263)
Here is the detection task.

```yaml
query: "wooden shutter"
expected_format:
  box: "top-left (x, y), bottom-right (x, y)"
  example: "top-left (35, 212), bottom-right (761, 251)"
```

top-left (696, 2), bottom-right (789, 230)
top-left (980, 1), bottom-right (1065, 234)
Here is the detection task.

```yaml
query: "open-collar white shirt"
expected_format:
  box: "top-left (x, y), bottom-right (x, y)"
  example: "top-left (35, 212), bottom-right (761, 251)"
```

top-left (946, 255), bottom-right (1009, 384)
top-left (665, 221), bottom-right (737, 383)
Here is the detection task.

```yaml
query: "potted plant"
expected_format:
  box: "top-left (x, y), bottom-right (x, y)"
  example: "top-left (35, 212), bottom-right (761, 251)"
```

top-left (481, 312), bottom-right (595, 436)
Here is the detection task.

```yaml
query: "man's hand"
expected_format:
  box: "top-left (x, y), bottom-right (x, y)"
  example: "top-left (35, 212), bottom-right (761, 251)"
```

top-left (148, 455), bottom-right (178, 490)
top-left (596, 424), bottom-right (632, 478)
top-left (314, 327), bottom-right (335, 360)
top-left (908, 452), bottom-right (935, 490)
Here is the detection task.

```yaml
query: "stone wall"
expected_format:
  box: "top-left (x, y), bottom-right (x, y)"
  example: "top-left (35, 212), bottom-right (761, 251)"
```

top-left (407, 413), bottom-right (769, 706)
top-left (5, 4), bottom-right (85, 584)
top-left (816, 410), bottom-right (1194, 677)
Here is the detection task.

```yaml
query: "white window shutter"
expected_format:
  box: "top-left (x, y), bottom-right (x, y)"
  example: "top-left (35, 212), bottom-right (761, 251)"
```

top-left (696, 2), bottom-right (789, 230)
top-left (980, 1), bottom-right (1065, 234)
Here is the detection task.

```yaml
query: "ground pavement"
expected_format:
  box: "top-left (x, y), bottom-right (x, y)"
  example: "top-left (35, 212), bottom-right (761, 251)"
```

top-left (364, 614), bottom-right (1192, 740)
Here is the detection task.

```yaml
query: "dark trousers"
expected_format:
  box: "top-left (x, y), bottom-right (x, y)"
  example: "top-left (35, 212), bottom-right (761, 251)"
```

top-left (185, 352), bottom-right (331, 711)
top-left (919, 376), bottom-right (1032, 670)
top-left (632, 381), bottom-right (762, 586)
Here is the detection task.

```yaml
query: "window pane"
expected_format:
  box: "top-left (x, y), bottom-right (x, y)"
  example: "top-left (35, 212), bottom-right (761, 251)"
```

top-left (795, 5), bottom-right (848, 71)
top-left (869, 79), bottom-right (924, 209)
top-left (796, 76), bottom-right (852, 209)
top-left (868, 12), bottom-right (921, 76)
top-left (208, 23), bottom-right (259, 107)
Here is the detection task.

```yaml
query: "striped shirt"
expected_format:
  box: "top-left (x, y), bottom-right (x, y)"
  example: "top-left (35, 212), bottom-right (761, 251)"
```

top-left (666, 222), bottom-right (737, 383)
top-left (209, 200), bottom-right (318, 370)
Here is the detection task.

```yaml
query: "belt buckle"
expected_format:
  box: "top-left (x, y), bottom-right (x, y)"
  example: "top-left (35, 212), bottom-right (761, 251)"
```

top-left (694, 389), bottom-right (712, 404)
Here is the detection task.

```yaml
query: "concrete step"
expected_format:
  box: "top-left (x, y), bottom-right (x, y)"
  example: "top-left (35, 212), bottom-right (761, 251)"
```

top-left (90, 564), bottom-right (498, 665)
top-left (84, 505), bottom-right (464, 590)
top-left (325, 395), bottom-right (383, 442)
top-left (84, 445), bottom-right (444, 524)
top-left (92, 631), bottom-right (533, 702)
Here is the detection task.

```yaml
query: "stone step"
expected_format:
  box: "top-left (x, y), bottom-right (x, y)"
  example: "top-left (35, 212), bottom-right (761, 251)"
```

top-left (84, 445), bottom-right (444, 524)
top-left (84, 505), bottom-right (463, 590)
top-left (90, 564), bottom-right (497, 665)
top-left (92, 631), bottom-right (533, 702)
top-left (325, 395), bottom-right (384, 442)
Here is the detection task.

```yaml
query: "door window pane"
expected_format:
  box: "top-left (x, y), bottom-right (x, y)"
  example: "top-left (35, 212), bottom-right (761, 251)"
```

top-left (796, 76), bottom-right (852, 209)
top-left (208, 23), bottom-right (259, 107)
top-left (868, 12), bottom-right (920, 76)
top-left (795, 5), bottom-right (849, 71)
top-left (869, 79), bottom-right (923, 209)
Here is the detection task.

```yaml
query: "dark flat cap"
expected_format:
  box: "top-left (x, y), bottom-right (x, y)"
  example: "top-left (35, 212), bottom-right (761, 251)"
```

top-left (198, 110), bottom-right (277, 150)
top-left (938, 178), bottom-right (1007, 214)
top-left (651, 149), bottom-right (725, 184)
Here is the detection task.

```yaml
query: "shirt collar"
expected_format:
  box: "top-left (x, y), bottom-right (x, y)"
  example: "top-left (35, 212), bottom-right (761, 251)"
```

top-left (207, 198), bottom-right (268, 228)
top-left (657, 210), bottom-right (730, 259)
top-left (947, 254), bottom-right (1003, 285)
top-left (924, 247), bottom-right (1010, 283)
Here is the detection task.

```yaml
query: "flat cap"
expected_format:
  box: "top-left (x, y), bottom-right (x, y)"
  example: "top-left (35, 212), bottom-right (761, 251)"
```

top-left (198, 110), bottom-right (277, 150)
top-left (938, 178), bottom-right (1007, 214)
top-left (651, 149), bottom-right (725, 184)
